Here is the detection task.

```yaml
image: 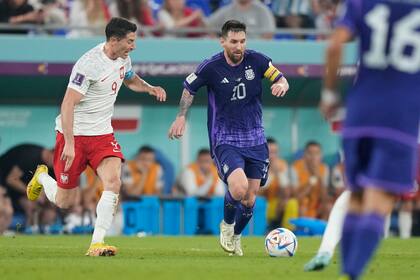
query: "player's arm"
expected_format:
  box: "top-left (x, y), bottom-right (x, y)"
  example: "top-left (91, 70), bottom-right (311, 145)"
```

top-left (168, 89), bottom-right (194, 139)
top-left (123, 74), bottom-right (166, 102)
top-left (264, 62), bottom-right (289, 97)
top-left (60, 88), bottom-right (83, 172)
top-left (320, 27), bottom-right (353, 119)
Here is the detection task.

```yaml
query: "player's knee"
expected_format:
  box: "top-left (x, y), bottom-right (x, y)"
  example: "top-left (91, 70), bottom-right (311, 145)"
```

top-left (228, 181), bottom-right (247, 200)
top-left (55, 197), bottom-right (76, 209)
top-left (103, 176), bottom-right (121, 193)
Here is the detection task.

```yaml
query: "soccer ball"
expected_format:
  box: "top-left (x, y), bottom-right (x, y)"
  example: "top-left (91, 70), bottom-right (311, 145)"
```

top-left (265, 227), bottom-right (298, 257)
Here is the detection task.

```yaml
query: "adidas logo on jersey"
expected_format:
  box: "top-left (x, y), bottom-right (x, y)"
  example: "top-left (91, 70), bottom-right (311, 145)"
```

top-left (220, 78), bottom-right (229, 84)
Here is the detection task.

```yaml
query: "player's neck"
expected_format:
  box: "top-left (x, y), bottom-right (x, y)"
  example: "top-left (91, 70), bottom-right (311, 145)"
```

top-left (223, 51), bottom-right (243, 66)
top-left (103, 43), bottom-right (119, 60)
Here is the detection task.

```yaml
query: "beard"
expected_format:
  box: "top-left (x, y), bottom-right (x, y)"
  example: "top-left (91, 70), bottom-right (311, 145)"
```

top-left (227, 51), bottom-right (244, 64)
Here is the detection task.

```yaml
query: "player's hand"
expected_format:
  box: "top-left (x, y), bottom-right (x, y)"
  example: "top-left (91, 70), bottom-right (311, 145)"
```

top-left (168, 116), bottom-right (186, 140)
top-left (149, 86), bottom-right (166, 102)
top-left (319, 88), bottom-right (340, 120)
top-left (60, 142), bottom-right (75, 172)
top-left (271, 77), bottom-right (289, 97)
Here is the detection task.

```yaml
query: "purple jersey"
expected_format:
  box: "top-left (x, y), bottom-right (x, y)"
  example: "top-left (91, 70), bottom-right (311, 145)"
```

top-left (337, 0), bottom-right (420, 147)
top-left (184, 50), bottom-right (274, 152)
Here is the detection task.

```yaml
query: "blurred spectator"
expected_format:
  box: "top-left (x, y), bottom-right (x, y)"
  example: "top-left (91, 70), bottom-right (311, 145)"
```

top-left (271, 0), bottom-right (319, 28)
top-left (206, 0), bottom-right (276, 39)
top-left (0, 144), bottom-right (57, 231)
top-left (0, 0), bottom-right (36, 34)
top-left (290, 141), bottom-right (330, 219)
top-left (258, 138), bottom-right (290, 229)
top-left (121, 145), bottom-right (163, 199)
top-left (157, 0), bottom-right (205, 37)
top-left (67, 0), bottom-right (111, 37)
top-left (109, 0), bottom-right (155, 31)
top-left (0, 186), bottom-right (13, 234)
top-left (315, 0), bottom-right (339, 31)
top-left (174, 148), bottom-right (225, 197)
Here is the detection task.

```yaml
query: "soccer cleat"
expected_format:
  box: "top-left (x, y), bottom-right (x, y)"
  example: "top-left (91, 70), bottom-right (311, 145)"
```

top-left (219, 220), bottom-right (235, 253)
top-left (304, 252), bottom-right (332, 271)
top-left (338, 274), bottom-right (352, 280)
top-left (229, 234), bottom-right (243, 256)
top-left (85, 243), bottom-right (117, 257)
top-left (26, 164), bottom-right (48, 201)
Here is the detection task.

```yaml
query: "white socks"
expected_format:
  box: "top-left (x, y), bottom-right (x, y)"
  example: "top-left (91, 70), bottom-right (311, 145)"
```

top-left (38, 172), bottom-right (57, 204)
top-left (318, 190), bottom-right (350, 256)
top-left (91, 191), bottom-right (119, 244)
top-left (398, 211), bottom-right (412, 239)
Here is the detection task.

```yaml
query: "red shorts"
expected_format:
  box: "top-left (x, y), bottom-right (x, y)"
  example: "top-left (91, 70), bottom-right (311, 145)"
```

top-left (53, 132), bottom-right (125, 189)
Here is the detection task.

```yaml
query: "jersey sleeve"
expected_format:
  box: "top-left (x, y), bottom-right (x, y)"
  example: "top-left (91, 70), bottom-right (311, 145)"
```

top-left (255, 52), bottom-right (283, 83)
top-left (335, 0), bottom-right (360, 36)
top-left (67, 59), bottom-right (93, 95)
top-left (183, 60), bottom-right (209, 95)
top-left (124, 56), bottom-right (135, 80)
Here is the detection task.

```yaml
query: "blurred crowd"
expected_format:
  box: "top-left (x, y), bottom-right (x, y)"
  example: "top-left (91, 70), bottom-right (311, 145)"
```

top-left (1, 139), bottom-right (419, 237)
top-left (0, 0), bottom-right (341, 39)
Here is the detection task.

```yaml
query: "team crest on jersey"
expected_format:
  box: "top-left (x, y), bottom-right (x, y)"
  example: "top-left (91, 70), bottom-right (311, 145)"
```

top-left (72, 73), bottom-right (85, 86)
top-left (120, 66), bottom-right (125, 79)
top-left (245, 66), bottom-right (255, 80)
top-left (60, 173), bottom-right (69, 184)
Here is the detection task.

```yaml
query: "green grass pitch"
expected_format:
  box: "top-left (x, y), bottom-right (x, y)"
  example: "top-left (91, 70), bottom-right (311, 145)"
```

top-left (0, 236), bottom-right (419, 280)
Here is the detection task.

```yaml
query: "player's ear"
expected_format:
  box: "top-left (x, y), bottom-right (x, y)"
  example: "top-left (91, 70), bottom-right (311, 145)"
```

top-left (220, 36), bottom-right (225, 46)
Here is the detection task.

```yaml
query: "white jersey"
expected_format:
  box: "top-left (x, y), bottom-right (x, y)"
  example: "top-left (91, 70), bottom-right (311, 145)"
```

top-left (55, 43), bottom-right (133, 136)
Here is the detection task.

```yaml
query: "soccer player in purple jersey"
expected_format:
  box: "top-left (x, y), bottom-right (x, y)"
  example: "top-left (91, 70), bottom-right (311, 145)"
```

top-left (320, 1), bottom-right (420, 279)
top-left (168, 20), bottom-right (289, 256)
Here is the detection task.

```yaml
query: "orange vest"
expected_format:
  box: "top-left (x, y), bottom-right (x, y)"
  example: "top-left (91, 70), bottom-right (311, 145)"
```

top-left (84, 166), bottom-right (103, 202)
top-left (127, 160), bottom-right (160, 195)
top-left (293, 159), bottom-right (327, 218)
top-left (264, 158), bottom-right (288, 200)
top-left (189, 162), bottom-right (219, 196)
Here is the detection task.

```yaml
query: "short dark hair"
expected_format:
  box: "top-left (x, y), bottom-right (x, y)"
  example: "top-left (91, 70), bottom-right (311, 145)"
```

top-left (197, 148), bottom-right (211, 157)
top-left (305, 141), bottom-right (321, 150)
top-left (267, 137), bottom-right (277, 145)
top-left (138, 145), bottom-right (155, 155)
top-left (105, 17), bottom-right (137, 41)
top-left (221, 20), bottom-right (246, 37)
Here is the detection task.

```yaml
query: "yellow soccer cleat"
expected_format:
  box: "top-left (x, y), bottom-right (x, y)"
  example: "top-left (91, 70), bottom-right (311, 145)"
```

top-left (85, 243), bottom-right (118, 257)
top-left (26, 164), bottom-right (48, 201)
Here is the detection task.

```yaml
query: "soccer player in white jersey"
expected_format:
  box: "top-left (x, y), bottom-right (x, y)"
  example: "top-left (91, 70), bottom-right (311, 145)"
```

top-left (26, 17), bottom-right (166, 256)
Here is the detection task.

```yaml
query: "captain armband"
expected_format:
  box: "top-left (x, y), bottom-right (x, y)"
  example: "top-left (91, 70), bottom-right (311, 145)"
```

top-left (124, 70), bottom-right (135, 80)
top-left (264, 62), bottom-right (283, 83)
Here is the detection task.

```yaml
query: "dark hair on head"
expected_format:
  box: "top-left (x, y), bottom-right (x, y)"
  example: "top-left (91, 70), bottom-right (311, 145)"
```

top-left (197, 148), bottom-right (211, 157)
top-left (305, 140), bottom-right (321, 150)
top-left (267, 137), bottom-right (277, 144)
top-left (138, 145), bottom-right (155, 154)
top-left (105, 17), bottom-right (137, 41)
top-left (221, 20), bottom-right (246, 37)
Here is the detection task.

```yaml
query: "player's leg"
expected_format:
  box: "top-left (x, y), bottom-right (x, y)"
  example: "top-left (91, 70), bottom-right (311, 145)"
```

top-left (86, 157), bottom-right (121, 256)
top-left (341, 137), bottom-right (415, 279)
top-left (213, 144), bottom-right (247, 253)
top-left (27, 132), bottom-right (83, 208)
top-left (85, 134), bottom-right (124, 256)
top-left (231, 143), bottom-right (269, 256)
top-left (342, 189), bottom-right (394, 279)
top-left (230, 178), bottom-right (260, 256)
top-left (304, 190), bottom-right (350, 271)
top-left (399, 196), bottom-right (414, 239)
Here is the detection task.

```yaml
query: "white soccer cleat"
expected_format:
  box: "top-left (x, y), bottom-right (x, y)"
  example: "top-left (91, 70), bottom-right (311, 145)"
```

top-left (219, 220), bottom-right (235, 253)
top-left (229, 234), bottom-right (243, 257)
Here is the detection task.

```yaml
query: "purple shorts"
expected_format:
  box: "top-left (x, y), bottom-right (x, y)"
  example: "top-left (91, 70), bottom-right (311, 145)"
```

top-left (213, 143), bottom-right (269, 186)
top-left (343, 136), bottom-right (417, 195)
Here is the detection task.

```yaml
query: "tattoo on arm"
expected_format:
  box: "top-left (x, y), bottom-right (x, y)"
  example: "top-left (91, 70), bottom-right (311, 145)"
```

top-left (178, 89), bottom-right (194, 117)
